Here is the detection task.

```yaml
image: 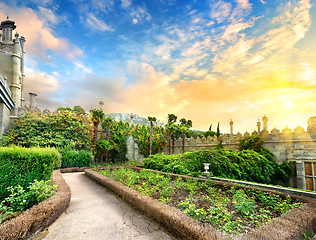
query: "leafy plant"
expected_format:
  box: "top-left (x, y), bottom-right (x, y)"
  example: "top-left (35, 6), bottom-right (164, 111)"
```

top-left (0, 180), bottom-right (57, 223)
top-left (1, 111), bottom-right (93, 150)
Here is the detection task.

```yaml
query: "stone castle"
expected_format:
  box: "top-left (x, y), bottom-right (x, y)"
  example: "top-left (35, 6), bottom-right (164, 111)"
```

top-left (0, 17), bottom-right (42, 136)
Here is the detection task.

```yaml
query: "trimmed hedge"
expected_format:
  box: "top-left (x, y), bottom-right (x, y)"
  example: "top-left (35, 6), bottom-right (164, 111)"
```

top-left (143, 149), bottom-right (289, 184)
top-left (59, 148), bottom-right (93, 168)
top-left (0, 147), bottom-right (60, 200)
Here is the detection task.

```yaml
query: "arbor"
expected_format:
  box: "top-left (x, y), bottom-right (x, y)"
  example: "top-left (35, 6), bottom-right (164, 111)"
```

top-left (147, 116), bottom-right (157, 156)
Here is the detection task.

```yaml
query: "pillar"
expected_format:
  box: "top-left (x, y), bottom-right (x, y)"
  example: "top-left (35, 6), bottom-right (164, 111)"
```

top-left (257, 119), bottom-right (261, 133)
top-left (230, 119), bottom-right (233, 136)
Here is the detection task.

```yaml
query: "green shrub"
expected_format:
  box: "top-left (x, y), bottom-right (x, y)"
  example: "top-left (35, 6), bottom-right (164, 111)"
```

top-left (59, 148), bottom-right (93, 168)
top-left (0, 146), bottom-right (60, 200)
top-left (1, 111), bottom-right (93, 150)
top-left (0, 180), bottom-right (57, 223)
top-left (143, 149), bottom-right (289, 184)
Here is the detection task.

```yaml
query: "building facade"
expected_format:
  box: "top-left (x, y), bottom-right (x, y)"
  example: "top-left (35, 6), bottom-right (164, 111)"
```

top-left (0, 17), bottom-right (26, 135)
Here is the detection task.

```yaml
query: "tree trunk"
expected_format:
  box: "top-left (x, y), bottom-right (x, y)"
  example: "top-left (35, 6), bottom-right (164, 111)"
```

top-left (93, 122), bottom-right (99, 160)
top-left (168, 133), bottom-right (171, 155)
top-left (182, 132), bottom-right (185, 154)
top-left (105, 124), bottom-right (110, 163)
top-left (172, 132), bottom-right (175, 154)
top-left (149, 122), bottom-right (153, 155)
top-left (100, 150), bottom-right (104, 164)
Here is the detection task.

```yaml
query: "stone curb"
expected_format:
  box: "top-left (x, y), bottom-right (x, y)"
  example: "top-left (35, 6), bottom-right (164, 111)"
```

top-left (85, 167), bottom-right (316, 240)
top-left (85, 168), bottom-right (226, 240)
top-left (0, 170), bottom-right (71, 240)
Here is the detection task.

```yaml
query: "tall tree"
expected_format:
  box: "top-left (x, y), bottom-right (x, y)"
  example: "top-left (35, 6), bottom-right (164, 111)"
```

top-left (90, 109), bottom-right (105, 156)
top-left (179, 118), bottom-right (192, 153)
top-left (167, 114), bottom-right (177, 154)
top-left (216, 122), bottom-right (220, 139)
top-left (148, 116), bottom-right (157, 156)
top-left (101, 116), bottom-right (116, 162)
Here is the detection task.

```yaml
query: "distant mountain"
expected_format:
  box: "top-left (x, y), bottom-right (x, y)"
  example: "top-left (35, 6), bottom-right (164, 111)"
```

top-left (106, 113), bottom-right (163, 126)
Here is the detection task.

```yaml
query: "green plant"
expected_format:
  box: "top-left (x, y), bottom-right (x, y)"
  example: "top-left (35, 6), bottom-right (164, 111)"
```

top-left (233, 189), bottom-right (256, 216)
top-left (96, 168), bottom-right (304, 236)
top-left (0, 180), bottom-right (57, 223)
top-left (1, 111), bottom-right (93, 150)
top-left (0, 146), bottom-right (60, 200)
top-left (59, 147), bottom-right (93, 168)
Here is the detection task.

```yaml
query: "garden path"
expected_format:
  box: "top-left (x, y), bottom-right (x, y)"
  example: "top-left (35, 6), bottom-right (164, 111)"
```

top-left (41, 172), bottom-right (174, 240)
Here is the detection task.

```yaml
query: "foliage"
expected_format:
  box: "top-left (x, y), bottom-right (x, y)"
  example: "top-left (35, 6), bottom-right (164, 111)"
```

top-left (59, 147), bottom-right (93, 168)
top-left (1, 111), bottom-right (93, 150)
top-left (239, 135), bottom-right (264, 152)
top-left (132, 124), bottom-right (167, 157)
top-left (97, 168), bottom-right (303, 236)
top-left (204, 130), bottom-right (216, 138)
top-left (239, 135), bottom-right (292, 184)
top-left (0, 180), bottom-right (57, 223)
top-left (0, 146), bottom-right (60, 200)
top-left (143, 149), bottom-right (290, 184)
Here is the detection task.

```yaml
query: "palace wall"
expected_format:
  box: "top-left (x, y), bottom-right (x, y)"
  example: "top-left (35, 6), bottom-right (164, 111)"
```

top-left (162, 129), bottom-right (316, 164)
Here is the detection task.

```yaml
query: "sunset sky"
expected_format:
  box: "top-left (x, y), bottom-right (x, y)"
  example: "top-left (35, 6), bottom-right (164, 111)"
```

top-left (0, 0), bottom-right (315, 133)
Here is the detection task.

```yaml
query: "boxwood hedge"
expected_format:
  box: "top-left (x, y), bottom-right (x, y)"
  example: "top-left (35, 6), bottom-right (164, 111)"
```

top-left (143, 149), bottom-right (291, 185)
top-left (0, 146), bottom-right (60, 200)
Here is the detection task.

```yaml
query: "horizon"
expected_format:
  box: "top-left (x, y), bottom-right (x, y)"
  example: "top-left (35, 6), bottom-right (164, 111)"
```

top-left (1, 0), bottom-right (315, 133)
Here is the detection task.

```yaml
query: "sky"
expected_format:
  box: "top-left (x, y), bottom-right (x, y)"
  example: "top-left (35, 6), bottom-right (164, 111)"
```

top-left (0, 0), bottom-right (315, 133)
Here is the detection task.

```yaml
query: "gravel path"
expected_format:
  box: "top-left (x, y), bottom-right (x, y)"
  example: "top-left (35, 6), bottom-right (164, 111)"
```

top-left (41, 172), bottom-right (174, 240)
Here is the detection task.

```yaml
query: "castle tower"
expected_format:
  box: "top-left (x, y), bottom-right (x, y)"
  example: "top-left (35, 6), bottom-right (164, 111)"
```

top-left (262, 115), bottom-right (268, 132)
top-left (229, 119), bottom-right (233, 136)
top-left (0, 17), bottom-right (26, 134)
top-left (99, 99), bottom-right (104, 111)
top-left (257, 119), bottom-right (261, 133)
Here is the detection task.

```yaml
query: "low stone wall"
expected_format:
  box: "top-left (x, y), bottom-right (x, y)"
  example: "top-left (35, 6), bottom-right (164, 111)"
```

top-left (85, 167), bottom-right (316, 240)
top-left (0, 170), bottom-right (71, 240)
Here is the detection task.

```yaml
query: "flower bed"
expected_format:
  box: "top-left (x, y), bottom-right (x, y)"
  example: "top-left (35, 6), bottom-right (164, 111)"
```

top-left (96, 168), bottom-right (304, 237)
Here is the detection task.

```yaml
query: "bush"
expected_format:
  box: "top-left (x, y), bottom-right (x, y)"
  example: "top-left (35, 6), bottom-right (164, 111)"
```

top-left (143, 149), bottom-right (289, 184)
top-left (1, 111), bottom-right (93, 150)
top-left (59, 148), bottom-right (93, 168)
top-left (0, 180), bottom-right (57, 223)
top-left (0, 146), bottom-right (60, 200)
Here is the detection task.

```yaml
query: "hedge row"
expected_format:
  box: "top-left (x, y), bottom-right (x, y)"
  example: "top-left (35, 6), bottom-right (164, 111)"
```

top-left (58, 148), bottom-right (93, 168)
top-left (143, 149), bottom-right (291, 185)
top-left (0, 147), bottom-right (60, 200)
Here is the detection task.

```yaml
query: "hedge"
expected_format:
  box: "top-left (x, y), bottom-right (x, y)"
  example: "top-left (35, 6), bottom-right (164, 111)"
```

top-left (59, 148), bottom-right (93, 168)
top-left (0, 147), bottom-right (60, 200)
top-left (143, 149), bottom-right (290, 185)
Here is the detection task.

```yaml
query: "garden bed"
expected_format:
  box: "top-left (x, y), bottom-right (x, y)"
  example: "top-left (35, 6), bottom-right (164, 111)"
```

top-left (0, 170), bottom-right (71, 240)
top-left (86, 167), bottom-right (316, 240)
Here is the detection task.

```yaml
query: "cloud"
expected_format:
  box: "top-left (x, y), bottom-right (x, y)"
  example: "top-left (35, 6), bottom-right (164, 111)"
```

top-left (130, 5), bottom-right (151, 24)
top-left (85, 13), bottom-right (113, 32)
top-left (121, 0), bottom-right (132, 9)
top-left (210, 1), bottom-right (232, 23)
top-left (0, 3), bottom-right (84, 61)
top-left (23, 67), bottom-right (60, 109)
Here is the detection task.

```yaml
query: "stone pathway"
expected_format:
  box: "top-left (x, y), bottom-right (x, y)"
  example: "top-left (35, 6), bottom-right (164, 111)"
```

top-left (41, 172), bottom-right (174, 240)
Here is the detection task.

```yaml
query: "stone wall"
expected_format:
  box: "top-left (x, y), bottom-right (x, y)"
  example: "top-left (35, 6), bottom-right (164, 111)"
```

top-left (162, 130), bottom-right (316, 164)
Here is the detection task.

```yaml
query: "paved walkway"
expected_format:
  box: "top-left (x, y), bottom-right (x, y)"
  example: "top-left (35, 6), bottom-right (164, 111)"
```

top-left (42, 172), bottom-right (174, 240)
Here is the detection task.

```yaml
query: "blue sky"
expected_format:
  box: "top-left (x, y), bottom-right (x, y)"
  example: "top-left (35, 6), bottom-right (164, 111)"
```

top-left (0, 0), bottom-right (315, 133)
